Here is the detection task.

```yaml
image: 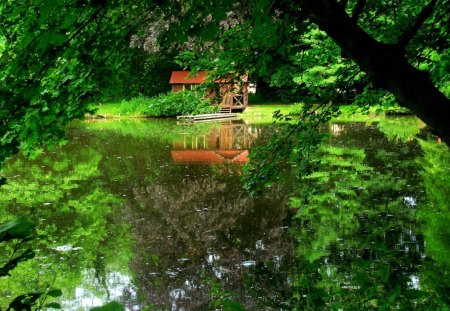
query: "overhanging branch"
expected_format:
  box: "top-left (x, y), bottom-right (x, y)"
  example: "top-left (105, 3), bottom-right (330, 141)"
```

top-left (398, 0), bottom-right (437, 48)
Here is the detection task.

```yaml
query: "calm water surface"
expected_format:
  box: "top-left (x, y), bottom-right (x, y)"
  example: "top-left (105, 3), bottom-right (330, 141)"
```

top-left (0, 118), bottom-right (449, 310)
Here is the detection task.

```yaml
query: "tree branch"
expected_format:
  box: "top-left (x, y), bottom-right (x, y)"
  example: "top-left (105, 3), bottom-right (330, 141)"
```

top-left (351, 0), bottom-right (367, 22)
top-left (398, 0), bottom-right (437, 48)
top-left (304, 0), bottom-right (450, 145)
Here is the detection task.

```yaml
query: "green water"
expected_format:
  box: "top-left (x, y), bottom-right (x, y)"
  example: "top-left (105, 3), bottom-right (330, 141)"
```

top-left (0, 118), bottom-right (449, 310)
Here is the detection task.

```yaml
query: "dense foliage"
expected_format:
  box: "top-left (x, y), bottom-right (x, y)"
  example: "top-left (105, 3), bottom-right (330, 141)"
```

top-left (0, 0), bottom-right (447, 193)
top-left (0, 219), bottom-right (63, 310)
top-left (94, 90), bottom-right (217, 117)
top-left (144, 90), bottom-right (217, 117)
top-left (0, 1), bottom-right (156, 164)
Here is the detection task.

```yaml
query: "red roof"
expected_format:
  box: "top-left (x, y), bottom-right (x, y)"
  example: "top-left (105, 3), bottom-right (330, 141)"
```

top-left (169, 71), bottom-right (208, 84)
top-left (170, 71), bottom-right (248, 84)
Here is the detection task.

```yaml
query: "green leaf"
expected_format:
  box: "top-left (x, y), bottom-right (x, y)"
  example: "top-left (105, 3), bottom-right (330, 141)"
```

top-left (45, 302), bottom-right (62, 309)
top-left (47, 289), bottom-right (63, 297)
top-left (0, 219), bottom-right (35, 242)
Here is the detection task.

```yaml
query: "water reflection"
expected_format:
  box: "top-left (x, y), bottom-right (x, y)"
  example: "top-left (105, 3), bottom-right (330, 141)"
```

top-left (0, 120), bottom-right (293, 310)
top-left (127, 158), bottom-right (292, 309)
top-left (171, 121), bottom-right (254, 164)
top-left (288, 122), bottom-right (450, 309)
top-left (0, 119), bottom-right (449, 310)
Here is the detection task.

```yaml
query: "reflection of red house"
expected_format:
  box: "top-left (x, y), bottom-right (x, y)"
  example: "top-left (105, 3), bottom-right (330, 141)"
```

top-left (171, 121), bottom-right (252, 164)
top-left (169, 71), bottom-right (248, 111)
top-left (171, 150), bottom-right (248, 164)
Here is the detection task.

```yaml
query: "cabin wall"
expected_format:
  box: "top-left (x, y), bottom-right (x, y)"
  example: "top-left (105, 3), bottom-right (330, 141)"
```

top-left (172, 84), bottom-right (183, 92)
top-left (171, 84), bottom-right (199, 92)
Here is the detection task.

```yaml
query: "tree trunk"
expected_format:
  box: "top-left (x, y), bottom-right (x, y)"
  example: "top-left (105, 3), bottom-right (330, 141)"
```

top-left (304, 0), bottom-right (450, 145)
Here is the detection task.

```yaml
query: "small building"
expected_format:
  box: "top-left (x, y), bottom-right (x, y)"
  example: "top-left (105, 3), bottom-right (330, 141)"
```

top-left (169, 71), bottom-right (248, 112)
top-left (169, 71), bottom-right (208, 92)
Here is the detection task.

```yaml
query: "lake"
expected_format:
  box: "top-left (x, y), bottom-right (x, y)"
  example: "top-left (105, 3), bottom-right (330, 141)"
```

top-left (0, 117), bottom-right (449, 310)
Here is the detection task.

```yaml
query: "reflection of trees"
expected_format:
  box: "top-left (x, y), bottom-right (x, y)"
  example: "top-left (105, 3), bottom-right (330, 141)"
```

top-left (0, 141), bottom-right (134, 309)
top-left (288, 122), bottom-right (440, 309)
top-left (72, 120), bottom-right (295, 309)
top-left (376, 117), bottom-right (424, 142)
top-left (416, 139), bottom-right (450, 307)
top-left (4, 120), bottom-right (444, 309)
top-left (125, 164), bottom-right (294, 310)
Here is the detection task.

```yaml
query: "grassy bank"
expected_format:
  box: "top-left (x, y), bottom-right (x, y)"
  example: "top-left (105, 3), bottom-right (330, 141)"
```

top-left (90, 95), bottom-right (413, 123)
top-left (240, 104), bottom-right (302, 123)
top-left (91, 98), bottom-right (148, 118)
top-left (90, 91), bottom-right (216, 118)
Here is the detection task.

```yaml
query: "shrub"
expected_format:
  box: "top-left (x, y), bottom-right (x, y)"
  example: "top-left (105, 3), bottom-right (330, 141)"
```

top-left (144, 90), bottom-right (217, 117)
top-left (93, 90), bottom-right (218, 117)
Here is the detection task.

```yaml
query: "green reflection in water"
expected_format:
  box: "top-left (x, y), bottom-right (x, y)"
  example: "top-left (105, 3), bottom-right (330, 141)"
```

top-left (0, 143), bottom-right (133, 309)
top-left (376, 117), bottom-right (424, 142)
top-left (0, 118), bottom-right (448, 310)
top-left (416, 139), bottom-right (450, 307)
top-left (288, 123), bottom-right (450, 310)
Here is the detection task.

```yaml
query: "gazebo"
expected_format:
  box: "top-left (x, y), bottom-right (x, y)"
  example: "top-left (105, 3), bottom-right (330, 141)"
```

top-left (169, 71), bottom-right (248, 112)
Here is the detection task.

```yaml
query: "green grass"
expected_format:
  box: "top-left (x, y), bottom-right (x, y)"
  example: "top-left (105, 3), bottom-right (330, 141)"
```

top-left (90, 96), bottom-right (414, 124)
top-left (333, 104), bottom-right (412, 122)
top-left (90, 97), bottom-right (150, 118)
top-left (90, 91), bottom-right (216, 118)
top-left (241, 104), bottom-right (303, 123)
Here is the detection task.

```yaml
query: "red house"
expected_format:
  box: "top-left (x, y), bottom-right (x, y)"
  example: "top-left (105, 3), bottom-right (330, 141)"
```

top-left (169, 71), bottom-right (248, 112)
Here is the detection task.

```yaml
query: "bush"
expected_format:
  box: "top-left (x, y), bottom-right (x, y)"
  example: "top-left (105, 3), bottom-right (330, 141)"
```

top-left (93, 90), bottom-right (218, 118)
top-left (143, 90), bottom-right (217, 117)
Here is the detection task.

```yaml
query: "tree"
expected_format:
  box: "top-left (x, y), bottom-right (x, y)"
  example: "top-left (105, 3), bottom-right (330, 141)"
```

top-left (170, 0), bottom-right (449, 139)
top-left (0, 0), bottom-right (448, 169)
top-left (304, 0), bottom-right (450, 143)
top-left (0, 1), bottom-right (156, 165)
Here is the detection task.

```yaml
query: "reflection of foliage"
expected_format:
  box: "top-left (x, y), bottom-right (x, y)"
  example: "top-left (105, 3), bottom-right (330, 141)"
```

top-left (0, 143), bottom-right (132, 309)
top-left (127, 166), bottom-right (293, 309)
top-left (80, 119), bottom-right (217, 144)
top-left (286, 123), bottom-right (449, 309)
top-left (291, 146), bottom-right (372, 262)
top-left (73, 119), bottom-right (295, 309)
top-left (2, 119), bottom-right (448, 310)
top-left (0, 219), bottom-right (62, 310)
top-left (417, 139), bottom-right (450, 306)
top-left (1, 120), bottom-right (292, 309)
top-left (377, 117), bottom-right (423, 142)
top-left (207, 273), bottom-right (246, 311)
top-left (243, 104), bottom-right (339, 195)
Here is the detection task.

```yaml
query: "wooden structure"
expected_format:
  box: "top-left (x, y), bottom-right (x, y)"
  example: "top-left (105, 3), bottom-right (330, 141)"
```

top-left (177, 113), bottom-right (238, 122)
top-left (169, 71), bottom-right (249, 112)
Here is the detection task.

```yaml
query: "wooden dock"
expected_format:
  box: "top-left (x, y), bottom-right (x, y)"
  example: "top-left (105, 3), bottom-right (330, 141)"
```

top-left (177, 113), bottom-right (238, 122)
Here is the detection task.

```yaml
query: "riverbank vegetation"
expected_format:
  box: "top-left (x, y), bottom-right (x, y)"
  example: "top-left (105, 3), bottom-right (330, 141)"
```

top-left (0, 1), bottom-right (449, 309)
top-left (91, 90), bottom-right (216, 118)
